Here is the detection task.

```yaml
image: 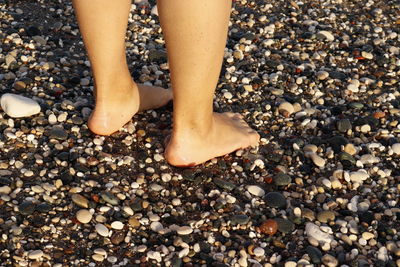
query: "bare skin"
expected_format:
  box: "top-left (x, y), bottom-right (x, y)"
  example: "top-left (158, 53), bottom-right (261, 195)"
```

top-left (157, 0), bottom-right (260, 166)
top-left (73, 0), bottom-right (259, 165)
top-left (72, 0), bottom-right (172, 136)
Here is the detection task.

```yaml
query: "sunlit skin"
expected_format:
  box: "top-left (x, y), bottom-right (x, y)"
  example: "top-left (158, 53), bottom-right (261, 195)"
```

top-left (72, 0), bottom-right (259, 166)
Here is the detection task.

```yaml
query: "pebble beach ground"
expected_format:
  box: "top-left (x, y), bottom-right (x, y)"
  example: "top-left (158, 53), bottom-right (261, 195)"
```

top-left (0, 0), bottom-right (400, 266)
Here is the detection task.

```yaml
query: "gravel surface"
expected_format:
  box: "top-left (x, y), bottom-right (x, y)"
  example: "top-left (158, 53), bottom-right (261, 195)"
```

top-left (0, 0), bottom-right (400, 266)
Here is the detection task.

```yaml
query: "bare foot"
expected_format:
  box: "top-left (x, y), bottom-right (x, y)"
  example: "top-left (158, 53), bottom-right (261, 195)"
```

top-left (88, 82), bottom-right (172, 135)
top-left (165, 112), bottom-right (260, 166)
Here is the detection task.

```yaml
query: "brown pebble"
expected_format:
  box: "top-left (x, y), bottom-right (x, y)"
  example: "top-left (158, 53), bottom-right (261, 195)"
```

top-left (129, 217), bottom-right (140, 228)
top-left (373, 111), bottom-right (385, 119)
top-left (13, 81), bottom-right (26, 90)
top-left (259, 219), bottom-right (278, 235)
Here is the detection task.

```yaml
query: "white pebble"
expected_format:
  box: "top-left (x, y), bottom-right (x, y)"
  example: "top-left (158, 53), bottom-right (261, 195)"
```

top-left (76, 209), bottom-right (92, 224)
top-left (111, 221), bottom-right (124, 230)
top-left (28, 250), bottom-right (43, 260)
top-left (253, 247), bottom-right (265, 257)
top-left (95, 224), bottom-right (109, 237)
top-left (247, 185), bottom-right (265, 197)
top-left (176, 226), bottom-right (193, 235)
top-left (1, 93), bottom-right (41, 118)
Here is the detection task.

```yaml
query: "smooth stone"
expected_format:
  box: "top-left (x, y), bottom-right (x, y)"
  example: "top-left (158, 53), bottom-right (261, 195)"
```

top-left (305, 223), bottom-right (333, 244)
top-left (100, 191), bottom-right (120, 205)
top-left (0, 185), bottom-right (11, 194)
top-left (19, 201), bottom-right (35, 215)
top-left (253, 247), bottom-right (265, 257)
top-left (339, 152), bottom-right (356, 165)
top-left (230, 214), bottom-right (250, 225)
top-left (343, 144), bottom-right (357, 155)
top-left (76, 209), bottom-right (92, 224)
top-left (49, 126), bottom-right (68, 140)
top-left (111, 221), bottom-right (124, 230)
top-left (36, 203), bottom-right (52, 213)
top-left (128, 217), bottom-right (141, 228)
top-left (317, 30), bottom-right (335, 41)
top-left (92, 254), bottom-right (104, 262)
top-left (13, 81), bottom-right (27, 91)
top-left (176, 226), bottom-right (193, 235)
top-left (278, 102), bottom-right (295, 116)
top-left (247, 185), bottom-right (265, 197)
top-left (322, 254), bottom-right (338, 267)
top-left (148, 49), bottom-right (167, 62)
top-left (336, 119), bottom-right (352, 133)
top-left (309, 153), bottom-right (326, 167)
top-left (391, 143), bottom-right (400, 154)
top-left (349, 171), bottom-right (369, 183)
top-left (306, 246), bottom-right (322, 264)
top-left (275, 218), bottom-right (295, 234)
top-left (71, 194), bottom-right (89, 208)
top-left (264, 192), bottom-right (286, 208)
top-left (150, 221), bottom-right (164, 232)
top-left (1, 93), bottom-right (41, 118)
top-left (111, 231), bottom-right (125, 245)
top-left (151, 5), bottom-right (158, 16)
top-left (273, 173), bottom-right (291, 186)
top-left (28, 250), bottom-right (44, 260)
top-left (213, 178), bottom-right (236, 191)
top-left (95, 224), bottom-right (109, 237)
top-left (328, 136), bottom-right (348, 153)
top-left (0, 177), bottom-right (12, 185)
top-left (317, 211), bottom-right (335, 223)
top-left (316, 71), bottom-right (329, 80)
top-left (359, 154), bottom-right (379, 164)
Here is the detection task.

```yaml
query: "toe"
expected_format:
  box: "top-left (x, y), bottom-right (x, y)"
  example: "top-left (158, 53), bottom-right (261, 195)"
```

top-left (249, 132), bottom-right (260, 146)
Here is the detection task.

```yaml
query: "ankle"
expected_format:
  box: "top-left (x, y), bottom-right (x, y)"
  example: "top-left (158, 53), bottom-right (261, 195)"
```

top-left (172, 116), bottom-right (215, 141)
top-left (95, 80), bottom-right (138, 102)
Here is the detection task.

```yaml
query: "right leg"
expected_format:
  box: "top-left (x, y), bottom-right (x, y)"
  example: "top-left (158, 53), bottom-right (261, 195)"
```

top-left (72, 0), bottom-right (172, 136)
top-left (157, 0), bottom-right (260, 166)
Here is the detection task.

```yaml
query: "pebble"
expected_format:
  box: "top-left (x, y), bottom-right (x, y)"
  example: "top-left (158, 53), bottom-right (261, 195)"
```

top-left (231, 214), bottom-right (250, 225)
top-left (391, 143), bottom-right (400, 154)
top-left (150, 221), bottom-right (164, 233)
top-left (76, 209), bottom-right (92, 224)
top-left (275, 218), bottom-right (295, 234)
top-left (28, 250), bottom-right (44, 260)
top-left (0, 186), bottom-right (11, 195)
top-left (336, 119), bottom-right (352, 133)
top-left (1, 1), bottom-right (399, 266)
top-left (100, 191), bottom-right (120, 205)
top-left (317, 30), bottom-right (335, 41)
top-left (176, 226), bottom-right (193, 235)
top-left (278, 102), bottom-right (295, 116)
top-left (71, 194), bottom-right (89, 208)
top-left (19, 201), bottom-right (35, 215)
top-left (253, 247), bottom-right (265, 257)
top-left (321, 254), bottom-right (338, 267)
top-left (349, 170), bottom-right (369, 183)
top-left (264, 192), bottom-right (286, 208)
top-left (259, 219), bottom-right (278, 235)
top-left (95, 224), bottom-right (109, 237)
top-left (316, 71), bottom-right (329, 80)
top-left (1, 93), bottom-right (41, 118)
top-left (305, 223), bottom-right (333, 245)
top-left (111, 221), bottom-right (124, 230)
top-left (309, 153), bottom-right (326, 167)
top-left (247, 185), bottom-right (265, 197)
top-left (213, 178), bottom-right (236, 191)
top-left (317, 211), bottom-right (335, 223)
top-left (273, 173), bottom-right (291, 186)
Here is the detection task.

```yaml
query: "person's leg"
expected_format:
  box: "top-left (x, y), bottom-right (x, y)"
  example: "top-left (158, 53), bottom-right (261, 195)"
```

top-left (72, 0), bottom-right (172, 136)
top-left (157, 0), bottom-right (260, 166)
